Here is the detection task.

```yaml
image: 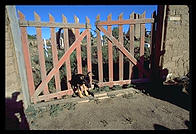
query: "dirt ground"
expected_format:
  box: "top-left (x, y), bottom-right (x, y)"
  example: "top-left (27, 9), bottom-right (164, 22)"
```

top-left (25, 87), bottom-right (190, 130)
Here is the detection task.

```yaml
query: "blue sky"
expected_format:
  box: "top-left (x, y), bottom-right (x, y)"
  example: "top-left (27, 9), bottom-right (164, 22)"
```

top-left (15, 5), bottom-right (157, 39)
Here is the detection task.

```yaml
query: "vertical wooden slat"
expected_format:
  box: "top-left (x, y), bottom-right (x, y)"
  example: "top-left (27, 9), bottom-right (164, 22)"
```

top-left (86, 16), bottom-right (92, 85)
top-left (118, 13), bottom-right (123, 81)
top-left (139, 11), bottom-right (146, 78)
top-left (62, 14), bottom-right (72, 90)
top-left (74, 15), bottom-right (82, 74)
top-left (154, 5), bottom-right (166, 80)
top-left (34, 12), bottom-right (49, 99)
top-left (129, 12), bottom-right (135, 79)
top-left (96, 14), bottom-right (103, 83)
top-left (18, 11), bottom-right (36, 103)
top-left (49, 14), bottom-right (61, 96)
top-left (107, 14), bottom-right (113, 84)
top-left (150, 11), bottom-right (156, 77)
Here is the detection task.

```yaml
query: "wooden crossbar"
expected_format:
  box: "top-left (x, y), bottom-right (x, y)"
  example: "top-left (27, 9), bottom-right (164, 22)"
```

top-left (96, 18), bottom-right (154, 26)
top-left (19, 20), bottom-right (91, 29)
top-left (97, 25), bottom-right (150, 78)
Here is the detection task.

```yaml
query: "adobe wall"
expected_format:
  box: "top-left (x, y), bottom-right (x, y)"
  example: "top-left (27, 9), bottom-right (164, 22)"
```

top-left (161, 5), bottom-right (189, 80)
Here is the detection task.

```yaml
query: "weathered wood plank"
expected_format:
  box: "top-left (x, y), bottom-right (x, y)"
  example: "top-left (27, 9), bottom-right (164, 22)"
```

top-left (86, 16), bottom-right (92, 85)
top-left (96, 18), bottom-right (154, 26)
top-left (129, 12), bottom-right (135, 79)
top-left (34, 12), bottom-right (49, 98)
top-left (49, 14), bottom-right (61, 97)
top-left (19, 20), bottom-right (91, 29)
top-left (98, 78), bottom-right (150, 87)
top-left (150, 11), bottom-right (156, 76)
top-left (62, 14), bottom-right (72, 90)
top-left (32, 89), bottom-right (73, 103)
top-left (96, 15), bottom-right (103, 83)
top-left (18, 11), bottom-right (36, 103)
top-left (107, 14), bottom-right (113, 83)
top-left (139, 11), bottom-right (146, 78)
top-left (118, 13), bottom-right (123, 81)
top-left (74, 15), bottom-right (82, 74)
top-left (154, 5), bottom-right (167, 80)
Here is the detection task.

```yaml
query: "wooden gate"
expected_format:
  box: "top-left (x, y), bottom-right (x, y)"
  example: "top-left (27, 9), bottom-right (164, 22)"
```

top-left (18, 9), bottom-right (162, 105)
top-left (95, 11), bottom-right (156, 87)
top-left (18, 11), bottom-right (92, 104)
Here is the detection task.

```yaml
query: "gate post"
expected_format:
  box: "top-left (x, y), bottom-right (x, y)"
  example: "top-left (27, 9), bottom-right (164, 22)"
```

top-left (6, 6), bottom-right (31, 109)
top-left (151, 5), bottom-right (168, 83)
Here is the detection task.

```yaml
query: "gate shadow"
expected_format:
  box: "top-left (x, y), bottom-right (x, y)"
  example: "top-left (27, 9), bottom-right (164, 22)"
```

top-left (130, 55), bottom-right (191, 112)
top-left (153, 124), bottom-right (170, 130)
top-left (5, 92), bottom-right (29, 130)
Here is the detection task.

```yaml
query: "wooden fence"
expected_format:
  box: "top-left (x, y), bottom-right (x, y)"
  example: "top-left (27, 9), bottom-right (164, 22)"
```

top-left (18, 11), bottom-right (92, 104)
top-left (95, 11), bottom-right (156, 87)
top-left (18, 9), bottom-right (161, 105)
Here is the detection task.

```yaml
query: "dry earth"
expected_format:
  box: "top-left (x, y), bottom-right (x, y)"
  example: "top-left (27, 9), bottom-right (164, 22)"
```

top-left (25, 88), bottom-right (190, 130)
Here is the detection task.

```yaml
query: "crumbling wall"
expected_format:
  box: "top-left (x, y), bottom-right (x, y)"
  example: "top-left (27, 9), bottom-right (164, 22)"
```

top-left (5, 9), bottom-right (23, 101)
top-left (161, 5), bottom-right (189, 80)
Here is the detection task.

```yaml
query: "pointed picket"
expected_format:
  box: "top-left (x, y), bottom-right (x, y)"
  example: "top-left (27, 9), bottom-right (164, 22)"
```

top-left (18, 10), bottom-right (25, 20)
top-left (49, 13), bottom-right (61, 94)
top-left (118, 13), bottom-right (124, 80)
top-left (62, 14), bottom-right (72, 91)
top-left (49, 14), bottom-right (55, 22)
top-left (139, 11), bottom-right (146, 78)
top-left (107, 13), bottom-right (112, 21)
top-left (34, 11), bottom-right (41, 21)
top-left (86, 16), bottom-right (90, 24)
top-left (18, 10), bottom-right (36, 103)
top-left (118, 13), bottom-right (123, 20)
top-left (74, 15), bottom-right (79, 23)
top-left (130, 12), bottom-right (134, 19)
top-left (96, 14), bottom-right (100, 21)
top-left (62, 14), bottom-right (67, 23)
top-left (129, 12), bottom-right (135, 79)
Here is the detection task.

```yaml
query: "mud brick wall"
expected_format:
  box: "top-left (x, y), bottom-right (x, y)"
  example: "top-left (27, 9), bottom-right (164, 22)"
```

top-left (161, 5), bottom-right (189, 79)
top-left (5, 10), bottom-right (23, 101)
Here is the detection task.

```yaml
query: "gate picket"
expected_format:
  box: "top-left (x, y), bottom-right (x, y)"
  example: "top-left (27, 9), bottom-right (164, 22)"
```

top-left (74, 16), bottom-right (83, 74)
top-left (49, 14), bottom-right (61, 99)
top-left (129, 12), bottom-right (135, 79)
top-left (34, 12), bottom-right (49, 99)
top-left (18, 11), bottom-right (36, 103)
top-left (118, 13), bottom-right (124, 81)
top-left (107, 14), bottom-right (113, 85)
top-left (62, 15), bottom-right (72, 91)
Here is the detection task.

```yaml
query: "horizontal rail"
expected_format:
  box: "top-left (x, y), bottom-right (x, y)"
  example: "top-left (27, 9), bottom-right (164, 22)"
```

top-left (97, 78), bottom-right (151, 87)
top-left (19, 20), bottom-right (91, 29)
top-left (31, 90), bottom-right (73, 103)
top-left (96, 18), bottom-right (154, 26)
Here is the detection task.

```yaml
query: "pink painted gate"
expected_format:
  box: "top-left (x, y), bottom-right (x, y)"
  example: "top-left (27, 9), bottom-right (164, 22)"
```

top-left (18, 11), bottom-right (92, 104)
top-left (95, 11), bottom-right (156, 87)
top-left (18, 7), bottom-right (166, 106)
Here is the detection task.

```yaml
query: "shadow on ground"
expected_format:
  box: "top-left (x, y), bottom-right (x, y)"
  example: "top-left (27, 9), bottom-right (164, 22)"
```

top-left (153, 124), bottom-right (170, 130)
top-left (132, 77), bottom-right (191, 112)
top-left (5, 92), bottom-right (29, 130)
